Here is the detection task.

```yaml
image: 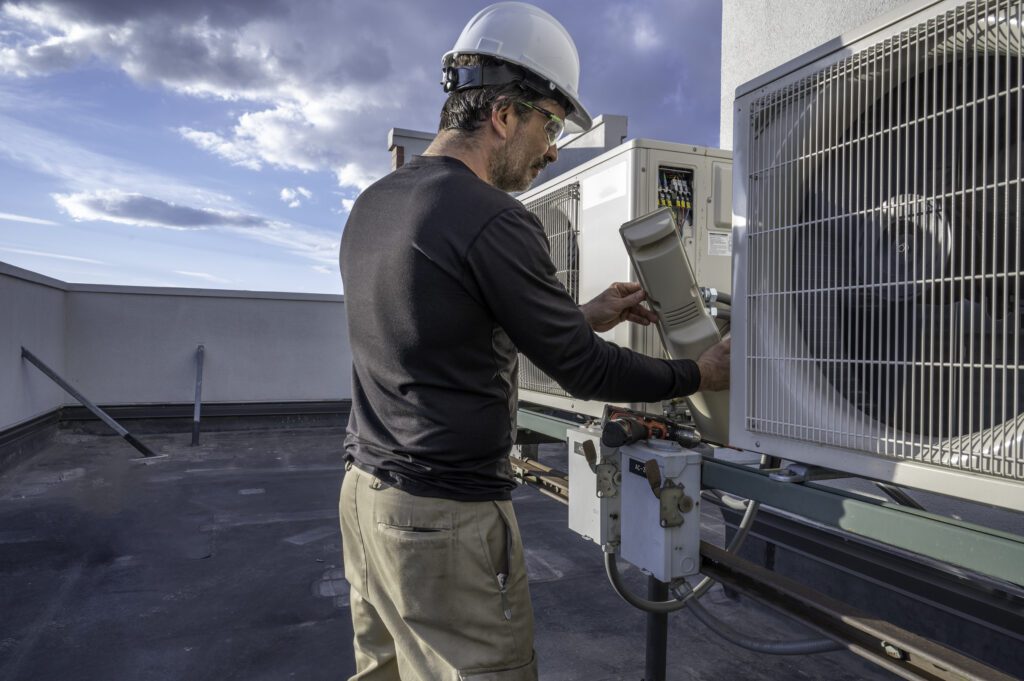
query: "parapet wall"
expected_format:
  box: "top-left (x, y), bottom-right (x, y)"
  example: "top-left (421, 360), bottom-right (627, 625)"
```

top-left (1, 261), bottom-right (350, 432)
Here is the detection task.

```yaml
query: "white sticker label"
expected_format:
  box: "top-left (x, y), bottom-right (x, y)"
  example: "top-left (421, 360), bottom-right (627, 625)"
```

top-left (708, 232), bottom-right (732, 257)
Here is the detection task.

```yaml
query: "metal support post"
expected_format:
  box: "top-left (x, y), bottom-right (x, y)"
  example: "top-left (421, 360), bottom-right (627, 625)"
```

top-left (21, 347), bottom-right (156, 458)
top-left (192, 344), bottom-right (204, 446)
top-left (644, 576), bottom-right (668, 681)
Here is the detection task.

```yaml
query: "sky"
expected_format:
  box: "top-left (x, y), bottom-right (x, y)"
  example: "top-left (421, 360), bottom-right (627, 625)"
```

top-left (0, 0), bottom-right (722, 294)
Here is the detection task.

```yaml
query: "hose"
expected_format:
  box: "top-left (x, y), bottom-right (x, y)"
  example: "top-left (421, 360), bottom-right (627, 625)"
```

top-left (683, 592), bottom-right (842, 655)
top-left (603, 494), bottom-right (762, 613)
top-left (716, 292), bottom-right (732, 306)
top-left (603, 454), bottom-right (842, 655)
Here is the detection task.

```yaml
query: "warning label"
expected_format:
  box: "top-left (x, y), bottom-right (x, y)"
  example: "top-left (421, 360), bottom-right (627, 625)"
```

top-left (708, 232), bottom-right (732, 257)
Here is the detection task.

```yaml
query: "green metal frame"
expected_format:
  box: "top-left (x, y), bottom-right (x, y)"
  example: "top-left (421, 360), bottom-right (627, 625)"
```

top-left (516, 407), bottom-right (1024, 589)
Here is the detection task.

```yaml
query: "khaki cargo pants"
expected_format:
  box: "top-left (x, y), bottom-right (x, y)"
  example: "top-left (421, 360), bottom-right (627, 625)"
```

top-left (339, 464), bottom-right (537, 680)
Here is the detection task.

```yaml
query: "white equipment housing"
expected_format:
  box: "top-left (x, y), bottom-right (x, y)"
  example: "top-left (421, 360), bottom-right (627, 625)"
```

top-left (731, 0), bottom-right (1024, 510)
top-left (619, 440), bottom-right (702, 583)
top-left (517, 139), bottom-right (733, 425)
top-left (620, 209), bottom-right (730, 444)
top-left (567, 426), bottom-right (620, 549)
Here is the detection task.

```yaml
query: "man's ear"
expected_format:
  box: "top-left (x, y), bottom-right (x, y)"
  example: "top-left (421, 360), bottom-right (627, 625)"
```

top-left (489, 100), bottom-right (515, 141)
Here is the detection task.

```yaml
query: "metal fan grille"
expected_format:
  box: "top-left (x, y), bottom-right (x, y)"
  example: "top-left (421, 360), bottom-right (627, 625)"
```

top-left (519, 183), bottom-right (580, 396)
top-left (744, 0), bottom-right (1023, 481)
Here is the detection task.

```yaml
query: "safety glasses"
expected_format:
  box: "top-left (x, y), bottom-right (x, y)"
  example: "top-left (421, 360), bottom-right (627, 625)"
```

top-left (518, 100), bottom-right (565, 146)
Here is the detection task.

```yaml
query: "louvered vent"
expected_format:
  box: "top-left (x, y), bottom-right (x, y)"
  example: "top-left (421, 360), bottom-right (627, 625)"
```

top-left (519, 183), bottom-right (580, 396)
top-left (744, 0), bottom-right (1022, 482)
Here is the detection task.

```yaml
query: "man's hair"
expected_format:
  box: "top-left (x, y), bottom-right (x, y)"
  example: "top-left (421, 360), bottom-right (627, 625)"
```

top-left (438, 55), bottom-right (569, 134)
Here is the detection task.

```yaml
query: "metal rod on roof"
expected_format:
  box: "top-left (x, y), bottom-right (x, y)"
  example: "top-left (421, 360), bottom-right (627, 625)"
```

top-left (192, 344), bottom-right (205, 446)
top-left (20, 346), bottom-right (157, 458)
top-left (644, 576), bottom-right (669, 681)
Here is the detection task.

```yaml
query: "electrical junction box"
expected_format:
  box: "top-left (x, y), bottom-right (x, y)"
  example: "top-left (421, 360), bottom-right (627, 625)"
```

top-left (567, 426), bottom-right (621, 549)
top-left (619, 440), bottom-right (702, 583)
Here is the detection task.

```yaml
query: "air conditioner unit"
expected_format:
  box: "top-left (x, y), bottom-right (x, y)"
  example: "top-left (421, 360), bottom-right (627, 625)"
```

top-left (517, 139), bottom-right (733, 429)
top-left (731, 0), bottom-right (1024, 510)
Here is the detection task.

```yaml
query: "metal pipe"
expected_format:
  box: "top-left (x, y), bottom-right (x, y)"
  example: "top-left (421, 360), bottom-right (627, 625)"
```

top-left (645, 576), bottom-right (669, 681)
top-left (21, 347), bottom-right (156, 458)
top-left (192, 344), bottom-right (205, 446)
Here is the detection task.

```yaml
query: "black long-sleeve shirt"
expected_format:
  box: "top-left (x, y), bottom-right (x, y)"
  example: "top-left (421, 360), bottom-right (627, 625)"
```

top-left (339, 155), bottom-right (701, 501)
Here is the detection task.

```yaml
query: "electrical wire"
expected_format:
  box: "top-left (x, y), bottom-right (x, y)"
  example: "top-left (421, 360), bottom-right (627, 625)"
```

top-left (603, 493), bottom-right (762, 613)
top-left (683, 593), bottom-right (842, 655)
top-left (602, 455), bottom-right (841, 655)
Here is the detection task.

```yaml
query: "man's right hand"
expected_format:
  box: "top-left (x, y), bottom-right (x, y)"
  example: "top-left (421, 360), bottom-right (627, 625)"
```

top-left (696, 338), bottom-right (731, 392)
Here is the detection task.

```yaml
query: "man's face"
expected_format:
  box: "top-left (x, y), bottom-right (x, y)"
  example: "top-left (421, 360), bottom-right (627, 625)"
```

top-left (488, 98), bottom-right (564, 192)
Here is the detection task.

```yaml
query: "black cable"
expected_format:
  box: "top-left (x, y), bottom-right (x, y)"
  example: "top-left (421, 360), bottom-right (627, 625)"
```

top-left (684, 595), bottom-right (843, 655)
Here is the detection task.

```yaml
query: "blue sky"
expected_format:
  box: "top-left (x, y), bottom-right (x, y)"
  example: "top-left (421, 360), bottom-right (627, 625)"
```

top-left (0, 0), bottom-right (721, 293)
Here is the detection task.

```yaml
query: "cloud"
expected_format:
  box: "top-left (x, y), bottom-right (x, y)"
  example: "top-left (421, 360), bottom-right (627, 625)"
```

top-left (0, 245), bottom-right (103, 263)
top-left (53, 190), bottom-right (270, 230)
top-left (280, 185), bottom-right (312, 208)
top-left (340, 198), bottom-right (355, 212)
top-left (0, 210), bottom-right (58, 225)
top-left (0, 0), bottom-right (446, 190)
top-left (0, 113), bottom-right (236, 206)
top-left (174, 270), bottom-right (230, 284)
top-left (1, 0), bottom-right (725, 195)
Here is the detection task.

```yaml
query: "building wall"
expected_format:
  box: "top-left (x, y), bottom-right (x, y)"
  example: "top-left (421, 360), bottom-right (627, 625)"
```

top-left (1, 263), bottom-right (351, 431)
top-left (65, 287), bottom-right (350, 406)
top-left (719, 0), bottom-right (907, 149)
top-left (0, 263), bottom-right (68, 429)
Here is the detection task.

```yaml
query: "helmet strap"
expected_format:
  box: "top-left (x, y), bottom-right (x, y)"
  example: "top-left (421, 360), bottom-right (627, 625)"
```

top-left (441, 63), bottom-right (573, 116)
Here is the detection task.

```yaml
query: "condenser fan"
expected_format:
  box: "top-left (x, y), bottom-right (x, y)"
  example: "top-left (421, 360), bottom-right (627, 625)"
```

top-left (794, 32), bottom-right (1021, 440)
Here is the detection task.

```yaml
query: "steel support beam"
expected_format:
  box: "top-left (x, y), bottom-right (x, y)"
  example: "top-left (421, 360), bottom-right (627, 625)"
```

top-left (516, 408), bottom-right (585, 442)
top-left (702, 458), bottom-right (1024, 589)
top-left (700, 542), bottom-right (1018, 681)
top-left (192, 344), bottom-right (205, 446)
top-left (21, 347), bottom-right (157, 458)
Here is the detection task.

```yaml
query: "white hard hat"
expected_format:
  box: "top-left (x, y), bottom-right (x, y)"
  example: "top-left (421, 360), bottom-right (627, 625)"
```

top-left (442, 2), bottom-right (593, 132)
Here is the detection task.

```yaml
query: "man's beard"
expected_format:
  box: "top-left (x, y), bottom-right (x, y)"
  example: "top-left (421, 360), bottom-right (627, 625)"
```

top-left (489, 125), bottom-right (545, 192)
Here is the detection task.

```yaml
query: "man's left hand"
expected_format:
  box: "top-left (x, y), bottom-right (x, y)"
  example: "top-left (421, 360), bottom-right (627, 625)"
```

top-left (581, 281), bottom-right (659, 332)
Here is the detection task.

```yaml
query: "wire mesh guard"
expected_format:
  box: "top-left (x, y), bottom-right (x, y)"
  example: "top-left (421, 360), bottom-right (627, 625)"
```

top-left (519, 183), bottom-right (581, 396)
top-left (744, 0), bottom-right (1023, 481)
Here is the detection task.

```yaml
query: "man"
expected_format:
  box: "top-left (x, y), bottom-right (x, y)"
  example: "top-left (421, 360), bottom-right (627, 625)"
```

top-left (338, 3), bottom-right (730, 679)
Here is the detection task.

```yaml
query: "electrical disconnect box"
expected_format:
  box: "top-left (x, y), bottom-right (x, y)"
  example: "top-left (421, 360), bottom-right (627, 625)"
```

top-left (619, 440), bottom-right (702, 583)
top-left (516, 139), bottom-right (733, 425)
top-left (567, 426), bottom-right (620, 549)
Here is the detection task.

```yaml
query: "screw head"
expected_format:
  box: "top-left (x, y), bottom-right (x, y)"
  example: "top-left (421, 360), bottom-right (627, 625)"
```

top-left (882, 643), bottom-right (905, 660)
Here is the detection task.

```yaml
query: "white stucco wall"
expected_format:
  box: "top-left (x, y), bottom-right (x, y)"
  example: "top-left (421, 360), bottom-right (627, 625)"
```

top-left (1, 262), bottom-right (350, 431)
top-left (65, 288), bottom-right (349, 406)
top-left (0, 263), bottom-right (68, 429)
top-left (720, 0), bottom-right (908, 149)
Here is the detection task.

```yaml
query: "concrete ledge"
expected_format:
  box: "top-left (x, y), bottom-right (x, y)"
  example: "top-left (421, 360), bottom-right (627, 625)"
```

top-left (0, 409), bottom-right (60, 473)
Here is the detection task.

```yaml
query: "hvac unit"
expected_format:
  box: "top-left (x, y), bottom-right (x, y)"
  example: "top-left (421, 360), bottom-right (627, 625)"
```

top-left (731, 0), bottom-right (1024, 509)
top-left (517, 139), bottom-right (733, 438)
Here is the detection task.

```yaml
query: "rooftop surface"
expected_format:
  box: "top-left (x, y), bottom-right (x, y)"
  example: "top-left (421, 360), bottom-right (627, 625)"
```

top-left (0, 423), bottom-right (897, 681)
top-left (0, 421), bottom-right (897, 675)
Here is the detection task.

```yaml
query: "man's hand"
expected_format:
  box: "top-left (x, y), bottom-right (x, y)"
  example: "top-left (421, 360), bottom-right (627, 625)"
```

top-left (697, 338), bottom-right (731, 392)
top-left (580, 281), bottom-right (660, 332)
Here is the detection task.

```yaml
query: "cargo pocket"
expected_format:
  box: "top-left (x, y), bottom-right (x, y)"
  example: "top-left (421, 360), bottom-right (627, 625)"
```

top-left (458, 652), bottom-right (537, 680)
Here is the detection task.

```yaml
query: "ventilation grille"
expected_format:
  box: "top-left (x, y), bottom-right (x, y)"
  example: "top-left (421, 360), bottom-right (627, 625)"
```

top-left (519, 183), bottom-right (581, 396)
top-left (744, 0), bottom-right (1023, 481)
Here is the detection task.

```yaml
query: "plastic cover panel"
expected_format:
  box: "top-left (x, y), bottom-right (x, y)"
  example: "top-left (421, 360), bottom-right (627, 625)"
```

top-left (743, 0), bottom-right (1023, 484)
top-left (519, 183), bottom-right (580, 396)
